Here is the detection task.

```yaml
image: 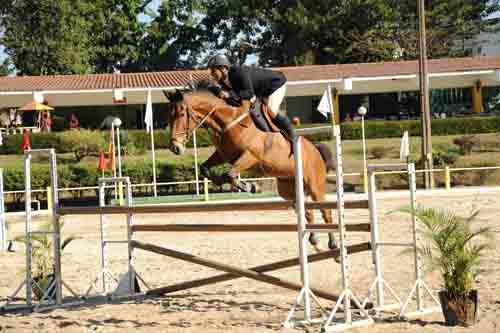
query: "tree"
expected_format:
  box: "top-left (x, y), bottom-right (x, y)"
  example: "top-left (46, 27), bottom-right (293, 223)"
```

top-left (138, 0), bottom-right (206, 71)
top-left (86, 0), bottom-right (148, 73)
top-left (199, 0), bottom-right (500, 66)
top-left (348, 0), bottom-right (500, 61)
top-left (1, 0), bottom-right (94, 75)
top-left (0, 58), bottom-right (13, 76)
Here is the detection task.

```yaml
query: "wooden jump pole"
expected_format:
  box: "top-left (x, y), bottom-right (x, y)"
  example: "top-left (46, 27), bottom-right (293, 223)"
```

top-left (146, 242), bottom-right (371, 297)
top-left (132, 240), bottom-right (361, 303)
top-left (56, 199), bottom-right (369, 216)
top-left (131, 223), bottom-right (371, 233)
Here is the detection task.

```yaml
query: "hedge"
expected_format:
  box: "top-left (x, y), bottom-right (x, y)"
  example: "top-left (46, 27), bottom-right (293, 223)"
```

top-left (1, 116), bottom-right (499, 155)
top-left (2, 159), bottom-right (238, 194)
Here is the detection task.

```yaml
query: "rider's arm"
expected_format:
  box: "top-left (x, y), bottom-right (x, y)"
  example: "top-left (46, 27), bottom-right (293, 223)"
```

top-left (231, 68), bottom-right (257, 103)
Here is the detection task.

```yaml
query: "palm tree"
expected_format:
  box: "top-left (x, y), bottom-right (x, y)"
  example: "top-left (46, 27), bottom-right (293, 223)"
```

top-left (15, 220), bottom-right (80, 300)
top-left (399, 206), bottom-right (494, 326)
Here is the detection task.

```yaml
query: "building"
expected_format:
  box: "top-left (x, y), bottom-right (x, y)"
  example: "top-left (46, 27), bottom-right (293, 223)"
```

top-left (0, 56), bottom-right (499, 131)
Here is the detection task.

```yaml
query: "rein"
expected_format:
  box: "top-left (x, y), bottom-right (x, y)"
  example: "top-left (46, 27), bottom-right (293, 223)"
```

top-left (175, 103), bottom-right (250, 142)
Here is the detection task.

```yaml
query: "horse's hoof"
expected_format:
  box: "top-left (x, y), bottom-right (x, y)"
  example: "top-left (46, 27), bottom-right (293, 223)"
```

top-left (328, 240), bottom-right (339, 250)
top-left (312, 244), bottom-right (324, 253)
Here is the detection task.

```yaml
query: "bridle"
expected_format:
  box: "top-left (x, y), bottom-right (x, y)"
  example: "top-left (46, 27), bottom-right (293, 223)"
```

top-left (171, 100), bottom-right (250, 143)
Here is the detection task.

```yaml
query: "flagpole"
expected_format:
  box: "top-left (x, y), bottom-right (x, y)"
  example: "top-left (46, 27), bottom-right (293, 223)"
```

top-left (111, 123), bottom-right (118, 200)
top-left (326, 84), bottom-right (337, 128)
top-left (193, 130), bottom-right (200, 196)
top-left (150, 118), bottom-right (157, 197)
top-left (146, 89), bottom-right (158, 197)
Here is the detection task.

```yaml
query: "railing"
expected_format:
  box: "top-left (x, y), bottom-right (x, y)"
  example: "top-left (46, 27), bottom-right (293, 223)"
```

top-left (0, 127), bottom-right (40, 135)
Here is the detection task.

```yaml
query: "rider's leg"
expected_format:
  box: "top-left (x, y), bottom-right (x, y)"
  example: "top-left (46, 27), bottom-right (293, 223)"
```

top-left (266, 84), bottom-right (296, 139)
top-left (249, 99), bottom-right (271, 132)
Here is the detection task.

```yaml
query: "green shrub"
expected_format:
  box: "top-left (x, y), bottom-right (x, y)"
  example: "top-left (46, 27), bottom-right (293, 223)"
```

top-left (0, 132), bottom-right (62, 154)
top-left (59, 130), bottom-right (106, 162)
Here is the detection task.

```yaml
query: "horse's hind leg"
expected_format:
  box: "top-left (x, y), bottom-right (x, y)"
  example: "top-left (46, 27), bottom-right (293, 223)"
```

top-left (278, 179), bottom-right (322, 250)
top-left (308, 179), bottom-right (338, 250)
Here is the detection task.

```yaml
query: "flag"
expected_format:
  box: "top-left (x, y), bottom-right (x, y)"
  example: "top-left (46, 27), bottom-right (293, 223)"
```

top-left (21, 130), bottom-right (31, 150)
top-left (317, 89), bottom-right (330, 118)
top-left (400, 131), bottom-right (409, 160)
top-left (0, 132), bottom-right (3, 146)
top-left (107, 127), bottom-right (115, 171)
top-left (144, 90), bottom-right (153, 133)
top-left (98, 151), bottom-right (106, 172)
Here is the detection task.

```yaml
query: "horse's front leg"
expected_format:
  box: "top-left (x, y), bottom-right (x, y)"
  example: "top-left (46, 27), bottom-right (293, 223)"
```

top-left (200, 150), bottom-right (227, 185)
top-left (227, 150), bottom-right (259, 192)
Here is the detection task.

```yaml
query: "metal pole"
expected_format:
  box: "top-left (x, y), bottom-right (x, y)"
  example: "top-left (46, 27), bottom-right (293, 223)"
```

top-left (193, 130), bottom-right (200, 196)
top-left (0, 169), bottom-right (5, 252)
top-left (111, 123), bottom-right (118, 200)
top-left (409, 163), bottom-right (423, 310)
top-left (293, 136), bottom-right (311, 321)
top-left (98, 182), bottom-right (107, 293)
top-left (124, 178), bottom-right (135, 293)
top-left (116, 127), bottom-right (122, 178)
top-left (418, 0), bottom-right (434, 189)
top-left (361, 115), bottom-right (368, 193)
top-left (368, 169), bottom-right (384, 307)
top-left (49, 149), bottom-right (62, 305)
top-left (24, 152), bottom-right (33, 306)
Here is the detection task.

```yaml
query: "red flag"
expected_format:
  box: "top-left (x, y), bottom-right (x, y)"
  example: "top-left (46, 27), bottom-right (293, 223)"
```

top-left (107, 127), bottom-right (115, 171)
top-left (21, 130), bottom-right (31, 150)
top-left (98, 151), bottom-right (106, 172)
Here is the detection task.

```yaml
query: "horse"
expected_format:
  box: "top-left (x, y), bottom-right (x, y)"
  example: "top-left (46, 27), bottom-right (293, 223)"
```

top-left (164, 88), bottom-right (338, 250)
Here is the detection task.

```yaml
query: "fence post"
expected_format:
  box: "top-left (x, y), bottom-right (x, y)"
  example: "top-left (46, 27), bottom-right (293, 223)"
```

top-left (204, 178), bottom-right (209, 202)
top-left (444, 166), bottom-right (451, 190)
top-left (363, 168), bottom-right (368, 193)
top-left (46, 186), bottom-right (53, 213)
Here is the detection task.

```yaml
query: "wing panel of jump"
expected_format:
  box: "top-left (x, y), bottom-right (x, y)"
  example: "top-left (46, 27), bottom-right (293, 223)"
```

top-left (131, 223), bottom-right (371, 233)
top-left (56, 199), bottom-right (369, 215)
top-left (146, 242), bottom-right (371, 297)
top-left (131, 240), bottom-right (363, 303)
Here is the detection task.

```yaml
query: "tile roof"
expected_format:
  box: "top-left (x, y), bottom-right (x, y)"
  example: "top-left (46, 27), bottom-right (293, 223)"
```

top-left (0, 57), bottom-right (499, 92)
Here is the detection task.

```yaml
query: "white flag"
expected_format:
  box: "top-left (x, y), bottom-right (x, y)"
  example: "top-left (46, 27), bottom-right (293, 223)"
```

top-left (0, 132), bottom-right (3, 146)
top-left (400, 131), bottom-right (409, 160)
top-left (145, 90), bottom-right (153, 133)
top-left (317, 89), bottom-right (330, 118)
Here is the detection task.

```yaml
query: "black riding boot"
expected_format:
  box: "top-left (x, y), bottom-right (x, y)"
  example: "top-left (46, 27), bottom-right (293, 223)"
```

top-left (249, 100), bottom-right (271, 132)
top-left (273, 113), bottom-right (296, 139)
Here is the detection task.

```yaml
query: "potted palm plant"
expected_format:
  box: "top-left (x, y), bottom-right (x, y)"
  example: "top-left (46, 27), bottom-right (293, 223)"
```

top-left (400, 206), bottom-right (494, 326)
top-left (15, 220), bottom-right (79, 301)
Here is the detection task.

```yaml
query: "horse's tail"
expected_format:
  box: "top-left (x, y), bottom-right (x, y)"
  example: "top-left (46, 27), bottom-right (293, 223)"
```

top-left (313, 143), bottom-right (335, 172)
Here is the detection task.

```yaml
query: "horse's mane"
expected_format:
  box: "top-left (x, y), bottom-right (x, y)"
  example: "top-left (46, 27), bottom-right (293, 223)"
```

top-left (165, 79), bottom-right (221, 103)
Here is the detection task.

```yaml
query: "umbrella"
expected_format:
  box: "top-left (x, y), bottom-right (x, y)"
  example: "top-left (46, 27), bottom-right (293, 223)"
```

top-left (19, 101), bottom-right (54, 112)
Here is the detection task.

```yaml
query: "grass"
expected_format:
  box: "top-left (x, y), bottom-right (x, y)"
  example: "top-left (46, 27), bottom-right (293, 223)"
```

top-left (112, 191), bottom-right (277, 205)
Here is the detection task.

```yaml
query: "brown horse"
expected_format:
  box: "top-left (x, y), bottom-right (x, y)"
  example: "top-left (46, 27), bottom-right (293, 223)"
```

top-left (165, 88), bottom-right (338, 250)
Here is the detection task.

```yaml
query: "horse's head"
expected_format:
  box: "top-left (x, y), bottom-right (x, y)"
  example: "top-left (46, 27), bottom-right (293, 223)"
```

top-left (164, 89), bottom-right (194, 155)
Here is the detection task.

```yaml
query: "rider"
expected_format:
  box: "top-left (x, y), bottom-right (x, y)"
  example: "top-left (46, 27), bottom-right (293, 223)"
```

top-left (207, 54), bottom-right (296, 139)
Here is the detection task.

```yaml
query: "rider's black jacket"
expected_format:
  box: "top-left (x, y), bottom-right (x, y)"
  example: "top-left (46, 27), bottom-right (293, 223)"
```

top-left (219, 66), bottom-right (287, 102)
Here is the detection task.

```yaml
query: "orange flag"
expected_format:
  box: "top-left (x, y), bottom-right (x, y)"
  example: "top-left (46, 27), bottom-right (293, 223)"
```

top-left (21, 130), bottom-right (31, 150)
top-left (107, 127), bottom-right (115, 171)
top-left (98, 151), bottom-right (106, 172)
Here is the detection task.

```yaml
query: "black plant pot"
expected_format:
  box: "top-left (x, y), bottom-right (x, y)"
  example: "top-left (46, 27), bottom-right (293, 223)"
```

top-left (33, 274), bottom-right (56, 302)
top-left (439, 290), bottom-right (479, 327)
